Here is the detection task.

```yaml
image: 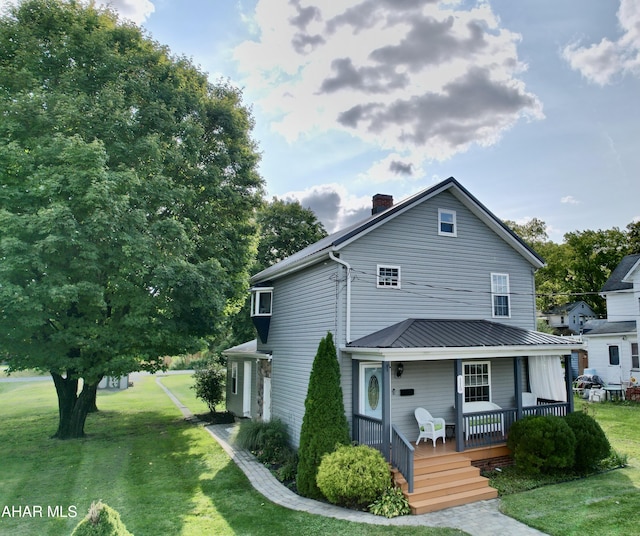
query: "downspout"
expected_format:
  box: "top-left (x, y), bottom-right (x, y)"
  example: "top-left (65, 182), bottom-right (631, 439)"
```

top-left (329, 250), bottom-right (351, 343)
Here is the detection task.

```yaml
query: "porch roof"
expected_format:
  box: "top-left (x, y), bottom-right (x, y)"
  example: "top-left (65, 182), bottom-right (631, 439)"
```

top-left (583, 320), bottom-right (636, 336)
top-left (344, 319), bottom-right (583, 360)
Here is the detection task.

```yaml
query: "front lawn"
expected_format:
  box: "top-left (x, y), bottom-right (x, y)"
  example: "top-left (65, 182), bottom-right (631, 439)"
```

top-left (0, 376), bottom-right (462, 536)
top-left (498, 399), bottom-right (640, 536)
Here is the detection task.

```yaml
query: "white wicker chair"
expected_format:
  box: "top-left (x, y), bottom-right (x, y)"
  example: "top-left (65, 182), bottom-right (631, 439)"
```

top-left (414, 408), bottom-right (446, 447)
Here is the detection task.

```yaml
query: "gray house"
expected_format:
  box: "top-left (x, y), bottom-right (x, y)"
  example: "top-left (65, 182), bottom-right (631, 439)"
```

top-left (543, 301), bottom-right (597, 334)
top-left (225, 177), bottom-right (582, 508)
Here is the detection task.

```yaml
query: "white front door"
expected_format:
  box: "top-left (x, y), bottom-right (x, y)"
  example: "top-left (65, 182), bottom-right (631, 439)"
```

top-left (243, 361), bottom-right (252, 417)
top-left (360, 363), bottom-right (382, 419)
top-left (262, 377), bottom-right (271, 422)
top-left (606, 344), bottom-right (622, 384)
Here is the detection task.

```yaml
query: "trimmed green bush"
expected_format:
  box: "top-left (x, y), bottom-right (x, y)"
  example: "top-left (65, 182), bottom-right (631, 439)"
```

top-left (316, 444), bottom-right (391, 509)
top-left (369, 486), bottom-right (411, 518)
top-left (71, 501), bottom-right (133, 536)
top-left (297, 333), bottom-right (351, 499)
top-left (507, 415), bottom-right (576, 474)
top-left (191, 364), bottom-right (225, 413)
top-left (564, 411), bottom-right (611, 471)
top-left (235, 418), bottom-right (292, 464)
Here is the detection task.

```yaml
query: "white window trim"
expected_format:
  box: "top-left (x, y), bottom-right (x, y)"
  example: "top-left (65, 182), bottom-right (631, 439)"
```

top-left (438, 208), bottom-right (457, 237)
top-left (463, 360), bottom-right (492, 403)
top-left (250, 287), bottom-right (273, 317)
top-left (376, 264), bottom-right (401, 288)
top-left (491, 273), bottom-right (511, 318)
top-left (231, 362), bottom-right (238, 395)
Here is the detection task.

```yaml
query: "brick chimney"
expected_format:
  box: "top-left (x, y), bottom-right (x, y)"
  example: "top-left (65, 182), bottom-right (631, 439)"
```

top-left (372, 194), bottom-right (393, 215)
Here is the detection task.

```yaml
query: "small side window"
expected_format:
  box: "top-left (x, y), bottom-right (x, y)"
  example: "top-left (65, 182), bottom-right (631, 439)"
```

top-left (438, 208), bottom-right (457, 236)
top-left (250, 287), bottom-right (273, 316)
top-left (377, 265), bottom-right (401, 288)
top-left (231, 362), bottom-right (238, 395)
top-left (609, 345), bottom-right (620, 366)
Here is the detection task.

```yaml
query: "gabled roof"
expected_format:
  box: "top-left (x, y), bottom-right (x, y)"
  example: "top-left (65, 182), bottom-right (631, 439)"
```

top-left (251, 177), bottom-right (544, 284)
top-left (347, 319), bottom-right (578, 349)
top-left (601, 254), bottom-right (640, 292)
top-left (544, 301), bottom-right (594, 315)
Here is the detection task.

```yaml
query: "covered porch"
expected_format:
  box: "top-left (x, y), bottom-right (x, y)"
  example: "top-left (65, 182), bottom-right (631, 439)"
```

top-left (342, 319), bottom-right (584, 503)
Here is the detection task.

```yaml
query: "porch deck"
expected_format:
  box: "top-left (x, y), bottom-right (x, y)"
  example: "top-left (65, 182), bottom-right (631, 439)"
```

top-left (393, 440), bottom-right (510, 514)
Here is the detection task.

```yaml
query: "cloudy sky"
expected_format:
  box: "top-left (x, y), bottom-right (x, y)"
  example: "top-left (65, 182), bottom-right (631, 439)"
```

top-left (4, 0), bottom-right (639, 241)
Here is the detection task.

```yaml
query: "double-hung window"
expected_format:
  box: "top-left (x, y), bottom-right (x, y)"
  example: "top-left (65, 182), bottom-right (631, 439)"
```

top-left (377, 265), bottom-right (401, 288)
top-left (631, 343), bottom-right (639, 369)
top-left (491, 273), bottom-right (510, 318)
top-left (438, 208), bottom-right (457, 236)
top-left (464, 361), bottom-right (491, 402)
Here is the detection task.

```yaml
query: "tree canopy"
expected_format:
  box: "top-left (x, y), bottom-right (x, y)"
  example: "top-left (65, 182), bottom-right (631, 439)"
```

top-left (0, 0), bottom-right (263, 437)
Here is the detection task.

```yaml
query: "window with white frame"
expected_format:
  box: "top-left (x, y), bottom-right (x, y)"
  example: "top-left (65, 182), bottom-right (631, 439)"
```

top-left (250, 287), bottom-right (273, 316)
top-left (377, 265), bottom-right (401, 288)
top-left (491, 273), bottom-right (510, 318)
top-left (231, 362), bottom-right (238, 395)
top-left (464, 361), bottom-right (491, 402)
top-left (631, 342), bottom-right (639, 369)
top-left (438, 208), bottom-right (457, 236)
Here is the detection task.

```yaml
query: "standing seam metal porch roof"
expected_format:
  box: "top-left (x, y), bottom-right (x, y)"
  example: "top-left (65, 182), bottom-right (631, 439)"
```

top-left (346, 319), bottom-right (579, 349)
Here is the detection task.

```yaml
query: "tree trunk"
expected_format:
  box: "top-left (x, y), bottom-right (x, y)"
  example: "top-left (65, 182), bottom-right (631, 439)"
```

top-left (87, 377), bottom-right (101, 413)
top-left (51, 372), bottom-right (98, 439)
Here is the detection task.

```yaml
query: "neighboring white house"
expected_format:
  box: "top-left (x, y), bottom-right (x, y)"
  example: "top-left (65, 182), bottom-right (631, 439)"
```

top-left (543, 301), bottom-right (597, 334)
top-left (583, 254), bottom-right (640, 386)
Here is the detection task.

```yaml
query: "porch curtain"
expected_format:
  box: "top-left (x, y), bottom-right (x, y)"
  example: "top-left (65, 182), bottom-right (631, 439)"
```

top-left (528, 355), bottom-right (567, 402)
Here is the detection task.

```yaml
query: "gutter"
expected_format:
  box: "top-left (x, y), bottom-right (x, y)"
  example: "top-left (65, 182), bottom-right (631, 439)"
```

top-left (329, 250), bottom-right (352, 343)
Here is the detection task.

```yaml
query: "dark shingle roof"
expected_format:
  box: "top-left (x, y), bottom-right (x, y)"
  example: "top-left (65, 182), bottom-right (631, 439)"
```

top-left (346, 319), bottom-right (578, 349)
top-left (583, 320), bottom-right (636, 336)
top-left (601, 254), bottom-right (640, 292)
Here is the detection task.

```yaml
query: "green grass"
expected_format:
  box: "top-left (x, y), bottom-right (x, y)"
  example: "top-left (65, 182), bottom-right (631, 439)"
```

top-left (0, 376), bottom-right (463, 536)
top-left (498, 399), bottom-right (640, 536)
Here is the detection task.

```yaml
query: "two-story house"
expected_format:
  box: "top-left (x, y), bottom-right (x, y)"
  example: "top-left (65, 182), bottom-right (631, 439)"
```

top-left (542, 301), bottom-right (598, 335)
top-left (224, 178), bottom-right (582, 510)
top-left (583, 254), bottom-right (640, 386)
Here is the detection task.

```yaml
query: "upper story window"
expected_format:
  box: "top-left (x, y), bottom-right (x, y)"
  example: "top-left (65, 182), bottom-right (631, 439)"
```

top-left (250, 287), bottom-right (273, 317)
top-left (491, 273), bottom-right (510, 318)
top-left (438, 208), bottom-right (457, 236)
top-left (377, 265), bottom-right (401, 288)
top-left (464, 361), bottom-right (491, 402)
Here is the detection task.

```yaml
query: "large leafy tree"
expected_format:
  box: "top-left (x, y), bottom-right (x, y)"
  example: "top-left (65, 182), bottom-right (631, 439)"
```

top-left (0, 0), bottom-right (263, 438)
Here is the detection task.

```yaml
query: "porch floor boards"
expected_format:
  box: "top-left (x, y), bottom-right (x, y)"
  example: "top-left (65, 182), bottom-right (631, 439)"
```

top-left (393, 439), bottom-right (507, 514)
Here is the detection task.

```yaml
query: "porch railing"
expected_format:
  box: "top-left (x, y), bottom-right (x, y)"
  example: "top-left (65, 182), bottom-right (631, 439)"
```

top-left (391, 426), bottom-right (414, 493)
top-left (352, 413), bottom-right (383, 455)
top-left (463, 402), bottom-right (570, 449)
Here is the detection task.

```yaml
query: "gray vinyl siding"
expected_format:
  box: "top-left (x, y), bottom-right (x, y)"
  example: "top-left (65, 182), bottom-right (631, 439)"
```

top-left (225, 357), bottom-right (259, 418)
top-left (387, 357), bottom-right (525, 441)
top-left (261, 261), bottom-right (342, 447)
top-left (342, 191), bottom-right (537, 340)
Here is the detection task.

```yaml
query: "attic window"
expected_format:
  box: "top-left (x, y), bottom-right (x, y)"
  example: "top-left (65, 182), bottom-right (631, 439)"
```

top-left (438, 209), bottom-right (457, 236)
top-left (250, 287), bottom-right (273, 317)
top-left (377, 265), bottom-right (401, 288)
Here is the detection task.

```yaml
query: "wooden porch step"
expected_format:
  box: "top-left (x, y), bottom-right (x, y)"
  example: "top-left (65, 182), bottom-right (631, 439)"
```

top-left (412, 454), bottom-right (472, 475)
top-left (395, 465), bottom-right (480, 491)
top-left (410, 487), bottom-right (498, 515)
top-left (407, 476), bottom-right (490, 503)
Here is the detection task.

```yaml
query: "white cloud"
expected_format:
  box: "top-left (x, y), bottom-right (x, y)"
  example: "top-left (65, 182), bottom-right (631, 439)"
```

top-left (281, 183), bottom-right (371, 232)
top-left (562, 0), bottom-right (640, 85)
top-left (561, 196), bottom-right (579, 205)
top-left (234, 0), bottom-right (542, 165)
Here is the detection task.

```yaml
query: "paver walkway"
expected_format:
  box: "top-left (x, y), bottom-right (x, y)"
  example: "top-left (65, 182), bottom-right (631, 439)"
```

top-left (156, 376), bottom-right (548, 536)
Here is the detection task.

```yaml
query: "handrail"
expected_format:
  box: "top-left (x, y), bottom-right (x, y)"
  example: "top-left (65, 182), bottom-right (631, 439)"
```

top-left (391, 425), bottom-right (414, 493)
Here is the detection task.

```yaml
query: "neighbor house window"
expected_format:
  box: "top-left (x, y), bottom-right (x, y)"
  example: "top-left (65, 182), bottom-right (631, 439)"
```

top-left (231, 362), bottom-right (238, 395)
top-left (250, 287), bottom-right (273, 316)
top-left (609, 345), bottom-right (620, 366)
top-left (377, 265), bottom-right (401, 288)
top-left (438, 208), bottom-right (457, 236)
top-left (464, 361), bottom-right (491, 402)
top-left (491, 273), bottom-right (510, 318)
top-left (631, 343), bottom-right (638, 369)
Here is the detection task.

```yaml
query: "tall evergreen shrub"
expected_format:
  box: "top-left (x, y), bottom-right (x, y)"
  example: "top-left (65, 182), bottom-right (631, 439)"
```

top-left (296, 332), bottom-right (351, 498)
